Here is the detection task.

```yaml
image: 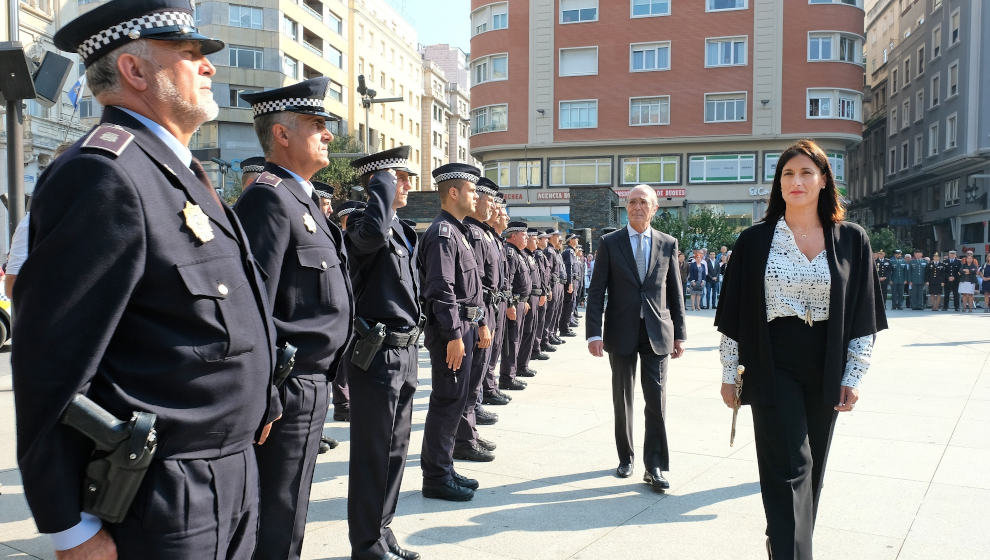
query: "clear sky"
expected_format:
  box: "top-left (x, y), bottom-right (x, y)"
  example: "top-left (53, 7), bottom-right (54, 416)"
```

top-left (385, 0), bottom-right (471, 54)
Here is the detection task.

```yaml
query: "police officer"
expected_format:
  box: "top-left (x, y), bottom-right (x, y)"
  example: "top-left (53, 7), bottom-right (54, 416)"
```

top-left (575, 246), bottom-right (587, 312)
top-left (943, 250), bottom-right (962, 311)
top-left (546, 230), bottom-right (568, 347)
top-left (927, 252), bottom-right (946, 311)
top-left (889, 249), bottom-right (909, 310)
top-left (541, 229), bottom-right (564, 352)
top-left (499, 221), bottom-right (532, 391)
top-left (908, 249), bottom-right (928, 310)
top-left (559, 234), bottom-right (580, 336)
top-left (235, 77), bottom-right (354, 559)
top-left (518, 229), bottom-right (547, 375)
top-left (343, 146), bottom-right (422, 560)
top-left (875, 249), bottom-right (891, 308)
top-left (454, 177), bottom-right (502, 462)
top-left (313, 182), bottom-right (334, 217)
top-left (419, 163), bottom-right (491, 501)
top-left (241, 156), bottom-right (266, 189)
top-left (531, 232), bottom-right (552, 361)
top-left (483, 201), bottom-right (513, 405)
top-left (14, 1), bottom-right (280, 557)
top-left (336, 200), bottom-right (368, 231)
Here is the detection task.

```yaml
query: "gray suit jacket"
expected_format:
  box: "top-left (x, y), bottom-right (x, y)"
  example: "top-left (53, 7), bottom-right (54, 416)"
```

top-left (585, 227), bottom-right (687, 355)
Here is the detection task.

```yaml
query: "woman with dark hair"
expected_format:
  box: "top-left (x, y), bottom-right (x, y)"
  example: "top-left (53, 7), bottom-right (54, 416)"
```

top-left (687, 251), bottom-right (707, 310)
top-left (715, 140), bottom-right (887, 559)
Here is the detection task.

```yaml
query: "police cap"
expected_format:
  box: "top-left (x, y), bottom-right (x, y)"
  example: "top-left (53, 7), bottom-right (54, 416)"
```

top-left (350, 146), bottom-right (416, 177)
top-left (240, 157), bottom-right (266, 174)
top-left (432, 163), bottom-right (481, 185)
top-left (335, 200), bottom-right (367, 218)
top-left (476, 177), bottom-right (499, 197)
top-left (241, 77), bottom-right (336, 120)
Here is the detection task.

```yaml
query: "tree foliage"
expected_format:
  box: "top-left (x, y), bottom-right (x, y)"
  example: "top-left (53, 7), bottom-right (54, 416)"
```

top-left (312, 134), bottom-right (365, 199)
top-left (867, 226), bottom-right (906, 254)
top-left (652, 208), bottom-right (739, 253)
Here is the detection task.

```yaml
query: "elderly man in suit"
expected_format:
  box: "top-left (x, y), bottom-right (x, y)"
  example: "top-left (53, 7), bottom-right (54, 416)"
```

top-left (586, 184), bottom-right (687, 492)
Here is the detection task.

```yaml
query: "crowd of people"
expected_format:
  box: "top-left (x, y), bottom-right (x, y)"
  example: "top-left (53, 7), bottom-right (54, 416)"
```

top-left (679, 247), bottom-right (731, 311)
top-left (875, 248), bottom-right (990, 312)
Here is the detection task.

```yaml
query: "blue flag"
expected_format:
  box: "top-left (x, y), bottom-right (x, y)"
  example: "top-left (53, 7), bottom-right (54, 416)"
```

top-left (67, 74), bottom-right (87, 109)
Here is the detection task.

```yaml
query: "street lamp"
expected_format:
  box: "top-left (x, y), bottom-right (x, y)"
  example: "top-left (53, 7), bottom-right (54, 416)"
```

top-left (356, 74), bottom-right (403, 154)
top-left (209, 157), bottom-right (231, 199)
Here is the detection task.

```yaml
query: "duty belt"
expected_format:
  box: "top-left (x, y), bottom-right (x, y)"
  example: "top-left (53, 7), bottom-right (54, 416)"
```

top-left (459, 304), bottom-right (485, 324)
top-left (500, 290), bottom-right (513, 301)
top-left (483, 288), bottom-right (502, 306)
top-left (355, 317), bottom-right (423, 348)
top-left (530, 288), bottom-right (544, 296)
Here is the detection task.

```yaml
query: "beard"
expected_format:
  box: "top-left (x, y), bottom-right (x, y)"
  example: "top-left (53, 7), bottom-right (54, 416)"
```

top-left (150, 70), bottom-right (219, 129)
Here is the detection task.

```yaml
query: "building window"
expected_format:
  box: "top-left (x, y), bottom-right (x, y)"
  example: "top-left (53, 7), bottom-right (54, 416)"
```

top-left (932, 0), bottom-right (943, 11)
top-left (229, 46), bottom-right (263, 69)
top-left (471, 54), bottom-right (509, 85)
top-left (471, 104), bottom-right (508, 134)
top-left (706, 37), bottom-right (747, 67)
top-left (560, 0), bottom-right (598, 23)
top-left (900, 142), bottom-right (909, 171)
top-left (559, 47), bottom-right (598, 77)
top-left (917, 46), bottom-right (925, 75)
top-left (471, 2), bottom-right (508, 36)
top-left (903, 57), bottom-right (911, 84)
top-left (79, 98), bottom-right (95, 118)
top-left (519, 160), bottom-right (543, 187)
top-left (707, 0), bottom-right (747, 11)
top-left (809, 0), bottom-right (861, 5)
top-left (891, 67), bottom-right (898, 92)
top-left (629, 96), bottom-right (670, 126)
top-left (630, 42), bottom-right (671, 72)
top-left (283, 16), bottom-right (298, 40)
top-left (888, 148), bottom-right (897, 175)
top-left (631, 0), bottom-right (670, 17)
top-left (549, 158), bottom-right (612, 186)
top-left (808, 32), bottom-right (862, 63)
top-left (704, 92), bottom-right (746, 122)
top-left (945, 113), bottom-right (957, 150)
top-left (229, 85), bottom-right (260, 108)
top-left (327, 80), bottom-right (343, 103)
top-left (950, 8), bottom-right (960, 45)
top-left (914, 135), bottom-right (923, 166)
top-left (827, 153), bottom-right (846, 183)
top-left (945, 178), bottom-right (959, 207)
top-left (947, 61), bottom-right (958, 98)
top-left (283, 55), bottom-right (299, 78)
top-left (559, 100), bottom-right (598, 129)
top-left (931, 26), bottom-right (941, 59)
top-left (930, 73), bottom-right (940, 107)
top-left (484, 161), bottom-right (511, 187)
top-left (889, 108), bottom-right (897, 134)
top-left (327, 45), bottom-right (343, 68)
top-left (928, 122), bottom-right (939, 156)
top-left (901, 99), bottom-right (910, 130)
top-left (688, 154), bottom-right (756, 183)
top-left (621, 156), bottom-right (679, 185)
top-left (807, 89), bottom-right (859, 121)
top-left (229, 5), bottom-right (263, 29)
top-left (764, 152), bottom-right (781, 182)
top-left (930, 184), bottom-right (941, 210)
top-left (915, 90), bottom-right (924, 122)
top-left (327, 11), bottom-right (342, 34)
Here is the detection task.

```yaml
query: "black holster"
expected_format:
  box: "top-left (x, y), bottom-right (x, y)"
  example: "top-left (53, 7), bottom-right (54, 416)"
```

top-left (274, 342), bottom-right (297, 387)
top-left (60, 394), bottom-right (158, 524)
top-left (351, 317), bottom-right (386, 371)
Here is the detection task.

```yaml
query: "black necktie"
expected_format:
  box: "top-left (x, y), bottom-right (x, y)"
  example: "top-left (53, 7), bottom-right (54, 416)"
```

top-left (189, 158), bottom-right (222, 207)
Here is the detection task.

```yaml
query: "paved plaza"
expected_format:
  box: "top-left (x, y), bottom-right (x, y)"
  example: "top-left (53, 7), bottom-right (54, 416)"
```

top-left (1, 309), bottom-right (988, 559)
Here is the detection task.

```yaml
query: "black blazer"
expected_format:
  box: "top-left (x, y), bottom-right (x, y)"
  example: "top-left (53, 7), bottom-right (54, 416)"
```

top-left (714, 219), bottom-right (887, 406)
top-left (586, 227), bottom-right (687, 355)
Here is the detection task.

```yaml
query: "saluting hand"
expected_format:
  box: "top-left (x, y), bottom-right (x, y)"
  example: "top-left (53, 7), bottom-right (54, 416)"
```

top-left (56, 528), bottom-right (117, 560)
top-left (478, 325), bottom-right (492, 349)
top-left (446, 338), bottom-right (466, 371)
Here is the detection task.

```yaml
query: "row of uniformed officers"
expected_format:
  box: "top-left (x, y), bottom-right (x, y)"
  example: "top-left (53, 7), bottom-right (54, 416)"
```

top-left (10, 2), bottom-right (588, 559)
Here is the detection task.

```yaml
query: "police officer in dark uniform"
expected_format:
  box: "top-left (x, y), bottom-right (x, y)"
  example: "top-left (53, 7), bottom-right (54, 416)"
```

top-left (343, 146), bottom-right (422, 560)
top-left (419, 163), bottom-right (491, 501)
top-left (336, 200), bottom-right (368, 230)
top-left (531, 232), bottom-right (552, 361)
top-left (483, 199), bottom-right (513, 405)
top-left (875, 249), bottom-right (891, 309)
top-left (927, 252), bottom-right (946, 311)
top-left (541, 229), bottom-right (563, 352)
top-left (559, 234), bottom-right (580, 336)
top-left (235, 77), bottom-right (354, 559)
top-left (499, 222), bottom-right (532, 391)
top-left (14, 2), bottom-right (280, 557)
top-left (454, 177), bottom-right (503, 462)
top-left (313, 182), bottom-right (334, 217)
top-left (943, 250), bottom-right (962, 311)
top-left (518, 229), bottom-right (547, 375)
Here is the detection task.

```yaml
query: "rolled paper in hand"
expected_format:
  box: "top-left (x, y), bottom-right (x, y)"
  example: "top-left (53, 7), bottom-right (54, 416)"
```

top-left (730, 365), bottom-right (746, 446)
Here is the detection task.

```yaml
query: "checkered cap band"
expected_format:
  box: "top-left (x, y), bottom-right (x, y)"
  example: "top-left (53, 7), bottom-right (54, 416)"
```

top-left (78, 11), bottom-right (194, 61)
top-left (434, 171), bottom-right (479, 184)
top-left (476, 184), bottom-right (498, 197)
top-left (503, 226), bottom-right (527, 234)
top-left (251, 97), bottom-right (326, 117)
top-left (357, 158), bottom-right (411, 176)
top-left (337, 207), bottom-right (361, 217)
top-left (241, 164), bottom-right (265, 173)
top-left (314, 190), bottom-right (333, 200)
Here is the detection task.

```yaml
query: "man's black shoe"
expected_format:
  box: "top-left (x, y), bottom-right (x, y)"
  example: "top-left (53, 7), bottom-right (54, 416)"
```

top-left (453, 441), bottom-right (494, 461)
top-left (499, 379), bottom-right (527, 390)
top-left (616, 463), bottom-right (633, 478)
top-left (388, 544), bottom-right (420, 560)
top-left (700, 306), bottom-right (708, 310)
top-left (423, 479), bottom-right (474, 501)
top-left (379, 553), bottom-right (402, 560)
top-left (318, 436), bottom-right (338, 454)
top-left (476, 407), bottom-right (498, 425)
top-left (517, 368), bottom-right (535, 377)
top-left (483, 391), bottom-right (511, 405)
top-left (643, 468), bottom-right (670, 492)
top-left (542, 344), bottom-right (557, 352)
top-left (532, 352), bottom-right (550, 360)
top-left (575, 314), bottom-right (582, 319)
top-left (333, 409), bottom-right (350, 422)
top-left (497, 389), bottom-right (512, 401)
top-left (549, 335), bottom-right (563, 345)
top-left (452, 471), bottom-right (479, 490)
top-left (477, 437), bottom-right (496, 451)
top-left (561, 330), bottom-right (577, 337)
top-left (526, 367), bottom-right (538, 376)
top-left (568, 320), bottom-right (579, 327)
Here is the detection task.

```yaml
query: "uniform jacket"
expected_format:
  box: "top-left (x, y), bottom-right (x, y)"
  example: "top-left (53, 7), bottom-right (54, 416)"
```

top-left (562, 246), bottom-right (579, 287)
top-left (927, 259), bottom-right (946, 285)
top-left (715, 220), bottom-right (888, 406)
top-left (505, 241), bottom-right (532, 301)
top-left (12, 107), bottom-right (279, 533)
top-left (875, 257), bottom-right (892, 281)
top-left (418, 210), bottom-right (486, 343)
top-left (524, 248), bottom-right (544, 294)
top-left (908, 259), bottom-right (928, 283)
top-left (889, 257), bottom-right (909, 283)
top-left (465, 216), bottom-right (501, 297)
top-left (344, 171), bottom-right (421, 330)
top-left (943, 258), bottom-right (962, 283)
top-left (234, 163), bottom-right (354, 376)
top-left (586, 228), bottom-right (687, 356)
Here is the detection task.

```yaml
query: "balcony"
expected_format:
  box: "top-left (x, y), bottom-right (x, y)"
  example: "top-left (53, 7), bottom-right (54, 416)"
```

top-left (302, 0), bottom-right (323, 21)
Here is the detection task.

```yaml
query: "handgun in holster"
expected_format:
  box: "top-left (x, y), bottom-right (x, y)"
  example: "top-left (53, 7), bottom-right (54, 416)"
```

top-left (60, 394), bottom-right (158, 524)
top-left (274, 342), bottom-right (298, 387)
top-left (351, 317), bottom-right (386, 371)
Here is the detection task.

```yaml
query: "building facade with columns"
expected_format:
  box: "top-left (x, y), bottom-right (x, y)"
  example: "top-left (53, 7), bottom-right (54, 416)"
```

top-left (469, 0), bottom-right (866, 235)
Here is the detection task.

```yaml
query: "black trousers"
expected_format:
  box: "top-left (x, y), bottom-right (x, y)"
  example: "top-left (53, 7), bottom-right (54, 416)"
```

top-left (456, 304), bottom-right (496, 446)
top-left (422, 321), bottom-right (477, 483)
top-left (499, 301), bottom-right (526, 383)
top-left (332, 366), bottom-right (349, 414)
top-left (546, 283), bottom-right (564, 340)
top-left (254, 373), bottom-right (329, 560)
top-left (559, 288), bottom-right (575, 331)
top-left (533, 294), bottom-right (549, 354)
top-left (347, 342), bottom-right (418, 560)
top-left (752, 317), bottom-right (838, 560)
top-left (607, 319), bottom-right (670, 471)
top-left (109, 448), bottom-right (259, 559)
top-left (890, 281), bottom-right (905, 309)
top-left (878, 280), bottom-right (889, 307)
top-left (484, 300), bottom-right (508, 395)
top-left (943, 281), bottom-right (960, 309)
top-left (517, 295), bottom-right (541, 372)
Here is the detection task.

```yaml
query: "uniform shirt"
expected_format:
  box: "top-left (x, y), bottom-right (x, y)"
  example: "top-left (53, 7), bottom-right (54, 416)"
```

top-left (464, 216), bottom-right (500, 294)
top-left (562, 246), bottom-right (578, 286)
top-left (418, 210), bottom-right (486, 342)
top-left (524, 248), bottom-right (543, 293)
top-left (505, 241), bottom-right (532, 300)
top-left (720, 218), bottom-right (874, 387)
top-left (534, 247), bottom-right (551, 294)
